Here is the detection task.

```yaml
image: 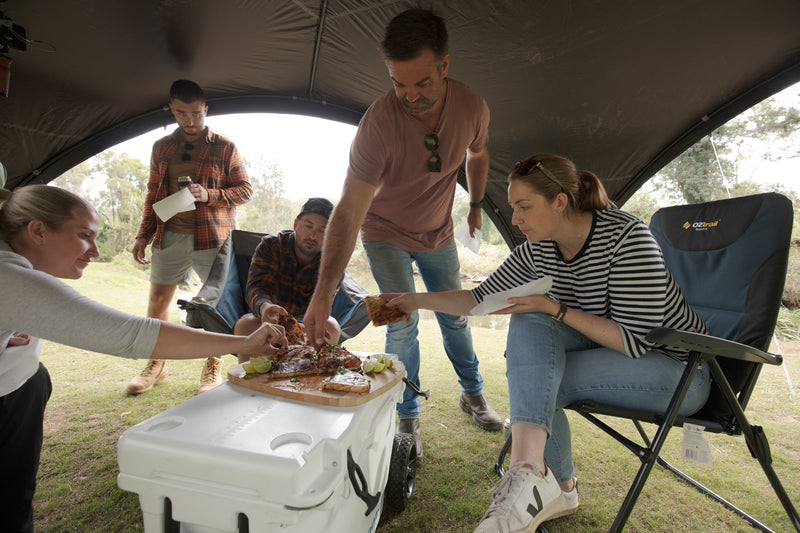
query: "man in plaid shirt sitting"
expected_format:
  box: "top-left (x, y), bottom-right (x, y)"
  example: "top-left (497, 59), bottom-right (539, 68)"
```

top-left (233, 198), bottom-right (341, 361)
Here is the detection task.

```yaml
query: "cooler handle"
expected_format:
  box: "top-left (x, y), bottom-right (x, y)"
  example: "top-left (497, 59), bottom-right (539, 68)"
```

top-left (402, 377), bottom-right (430, 400)
top-left (346, 449), bottom-right (381, 516)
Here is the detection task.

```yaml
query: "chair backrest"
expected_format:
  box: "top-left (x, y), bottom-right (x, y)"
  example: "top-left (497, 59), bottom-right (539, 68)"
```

top-left (228, 230), bottom-right (267, 320)
top-left (649, 193), bottom-right (792, 420)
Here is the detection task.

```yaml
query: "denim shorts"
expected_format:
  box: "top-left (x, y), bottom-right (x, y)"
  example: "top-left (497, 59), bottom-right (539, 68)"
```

top-left (149, 231), bottom-right (220, 285)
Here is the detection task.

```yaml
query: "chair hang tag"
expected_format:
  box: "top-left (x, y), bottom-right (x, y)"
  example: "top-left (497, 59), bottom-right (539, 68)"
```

top-left (682, 423), bottom-right (713, 465)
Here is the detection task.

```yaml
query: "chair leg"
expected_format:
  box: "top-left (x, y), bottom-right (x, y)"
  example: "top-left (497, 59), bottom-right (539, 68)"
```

top-left (707, 359), bottom-right (800, 532)
top-left (747, 425), bottom-right (800, 532)
top-left (498, 352), bottom-right (800, 532)
top-left (494, 431), bottom-right (513, 477)
top-left (607, 352), bottom-right (703, 533)
top-left (656, 454), bottom-right (776, 532)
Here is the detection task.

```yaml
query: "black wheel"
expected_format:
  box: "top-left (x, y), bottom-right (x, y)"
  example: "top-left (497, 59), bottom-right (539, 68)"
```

top-left (385, 432), bottom-right (416, 511)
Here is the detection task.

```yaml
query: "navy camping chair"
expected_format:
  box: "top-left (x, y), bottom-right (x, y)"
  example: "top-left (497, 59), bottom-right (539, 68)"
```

top-left (495, 193), bottom-right (799, 532)
top-left (177, 229), bottom-right (371, 342)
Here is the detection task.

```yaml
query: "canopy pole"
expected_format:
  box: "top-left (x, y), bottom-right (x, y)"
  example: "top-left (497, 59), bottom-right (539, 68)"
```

top-left (708, 132), bottom-right (733, 199)
top-left (771, 334), bottom-right (796, 395)
top-left (307, 0), bottom-right (330, 98)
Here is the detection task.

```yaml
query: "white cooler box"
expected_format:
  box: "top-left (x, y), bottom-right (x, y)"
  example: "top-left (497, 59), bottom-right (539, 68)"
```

top-left (117, 360), bottom-right (414, 533)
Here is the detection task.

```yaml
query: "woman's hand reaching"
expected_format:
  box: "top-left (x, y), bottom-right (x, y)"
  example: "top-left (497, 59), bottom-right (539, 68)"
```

top-left (381, 289), bottom-right (476, 317)
top-left (240, 322), bottom-right (287, 354)
top-left (381, 292), bottom-right (420, 314)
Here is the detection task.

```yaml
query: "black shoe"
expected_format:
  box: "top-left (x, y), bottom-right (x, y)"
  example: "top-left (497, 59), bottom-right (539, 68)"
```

top-left (397, 418), bottom-right (423, 464)
top-left (460, 393), bottom-right (503, 431)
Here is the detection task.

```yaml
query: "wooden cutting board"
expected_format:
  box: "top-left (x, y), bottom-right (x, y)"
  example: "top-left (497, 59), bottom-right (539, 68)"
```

top-left (227, 356), bottom-right (405, 407)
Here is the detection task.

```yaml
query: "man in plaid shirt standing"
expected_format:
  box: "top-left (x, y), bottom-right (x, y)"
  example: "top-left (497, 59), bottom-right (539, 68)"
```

top-left (232, 198), bottom-right (340, 362)
top-left (126, 79), bottom-right (252, 395)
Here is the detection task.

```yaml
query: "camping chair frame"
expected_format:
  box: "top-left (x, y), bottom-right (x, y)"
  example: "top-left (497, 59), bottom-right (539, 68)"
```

top-left (571, 328), bottom-right (799, 532)
top-left (494, 193), bottom-right (799, 532)
top-left (495, 329), bottom-right (800, 533)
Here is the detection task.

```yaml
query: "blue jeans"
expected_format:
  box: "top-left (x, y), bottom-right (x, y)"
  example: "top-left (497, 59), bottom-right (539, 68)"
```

top-left (506, 312), bottom-right (711, 484)
top-left (363, 241), bottom-right (484, 419)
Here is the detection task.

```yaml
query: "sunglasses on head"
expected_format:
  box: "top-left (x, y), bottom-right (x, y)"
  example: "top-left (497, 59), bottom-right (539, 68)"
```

top-left (182, 143), bottom-right (194, 162)
top-left (425, 132), bottom-right (441, 172)
top-left (513, 158), bottom-right (564, 191)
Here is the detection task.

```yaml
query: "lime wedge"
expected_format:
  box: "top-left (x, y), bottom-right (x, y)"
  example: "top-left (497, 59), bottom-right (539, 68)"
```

top-left (251, 357), bottom-right (273, 373)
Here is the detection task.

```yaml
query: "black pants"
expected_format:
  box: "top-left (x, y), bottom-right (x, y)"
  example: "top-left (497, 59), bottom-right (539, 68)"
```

top-left (0, 363), bottom-right (52, 533)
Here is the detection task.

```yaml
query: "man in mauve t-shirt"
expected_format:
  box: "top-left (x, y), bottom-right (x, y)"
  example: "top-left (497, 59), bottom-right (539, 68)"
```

top-left (305, 8), bottom-right (502, 462)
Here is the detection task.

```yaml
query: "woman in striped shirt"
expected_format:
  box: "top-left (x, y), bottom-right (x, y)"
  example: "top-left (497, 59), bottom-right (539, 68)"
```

top-left (383, 153), bottom-right (711, 533)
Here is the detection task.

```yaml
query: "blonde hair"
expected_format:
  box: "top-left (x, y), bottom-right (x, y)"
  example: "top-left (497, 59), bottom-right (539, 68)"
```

top-left (509, 153), bottom-right (616, 213)
top-left (0, 185), bottom-right (95, 241)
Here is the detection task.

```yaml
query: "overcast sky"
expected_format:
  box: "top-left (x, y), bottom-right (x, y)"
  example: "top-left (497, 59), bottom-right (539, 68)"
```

top-left (114, 113), bottom-right (357, 202)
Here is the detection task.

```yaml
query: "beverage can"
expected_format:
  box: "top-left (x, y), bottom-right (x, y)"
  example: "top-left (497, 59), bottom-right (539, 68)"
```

top-left (178, 176), bottom-right (192, 189)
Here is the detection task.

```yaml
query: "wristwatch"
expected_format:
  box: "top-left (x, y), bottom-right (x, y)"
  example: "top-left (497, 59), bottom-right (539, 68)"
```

top-left (469, 198), bottom-right (484, 208)
top-left (553, 301), bottom-right (568, 322)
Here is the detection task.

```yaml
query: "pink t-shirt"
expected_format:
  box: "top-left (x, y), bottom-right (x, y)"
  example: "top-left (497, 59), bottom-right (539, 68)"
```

top-left (349, 79), bottom-right (490, 252)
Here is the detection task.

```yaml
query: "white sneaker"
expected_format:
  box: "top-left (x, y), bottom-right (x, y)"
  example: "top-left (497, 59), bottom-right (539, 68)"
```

top-left (551, 477), bottom-right (579, 519)
top-left (474, 462), bottom-right (565, 533)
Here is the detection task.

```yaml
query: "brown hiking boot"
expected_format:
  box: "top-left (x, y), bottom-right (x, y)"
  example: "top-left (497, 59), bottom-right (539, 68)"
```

top-left (460, 393), bottom-right (503, 431)
top-left (397, 418), bottom-right (423, 464)
top-left (126, 359), bottom-right (168, 394)
top-left (198, 357), bottom-right (223, 394)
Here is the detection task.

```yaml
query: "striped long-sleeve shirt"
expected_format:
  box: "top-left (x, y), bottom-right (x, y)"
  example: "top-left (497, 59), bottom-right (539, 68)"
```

top-left (471, 209), bottom-right (706, 361)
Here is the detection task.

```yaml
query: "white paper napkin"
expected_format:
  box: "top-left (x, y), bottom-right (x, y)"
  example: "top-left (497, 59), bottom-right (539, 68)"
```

top-left (470, 276), bottom-right (553, 316)
top-left (153, 187), bottom-right (196, 222)
top-left (455, 215), bottom-right (481, 254)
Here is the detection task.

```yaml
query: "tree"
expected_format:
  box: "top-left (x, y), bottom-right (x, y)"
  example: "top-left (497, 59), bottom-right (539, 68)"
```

top-left (53, 151), bottom-right (148, 260)
top-left (621, 182), bottom-right (662, 225)
top-left (90, 152), bottom-right (148, 259)
top-left (54, 160), bottom-right (93, 199)
top-left (237, 155), bottom-right (297, 234)
top-left (626, 95), bottom-right (800, 219)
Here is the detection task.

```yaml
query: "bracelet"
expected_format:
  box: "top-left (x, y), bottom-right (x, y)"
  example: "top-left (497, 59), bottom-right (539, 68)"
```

top-left (469, 198), bottom-right (484, 208)
top-left (553, 302), bottom-right (568, 322)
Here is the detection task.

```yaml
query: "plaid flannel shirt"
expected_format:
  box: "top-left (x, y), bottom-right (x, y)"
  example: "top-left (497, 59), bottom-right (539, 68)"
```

top-left (135, 127), bottom-right (252, 250)
top-left (246, 230), bottom-right (321, 318)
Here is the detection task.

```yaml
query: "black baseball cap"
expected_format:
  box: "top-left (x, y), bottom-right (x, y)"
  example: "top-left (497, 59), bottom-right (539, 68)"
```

top-left (298, 197), bottom-right (333, 220)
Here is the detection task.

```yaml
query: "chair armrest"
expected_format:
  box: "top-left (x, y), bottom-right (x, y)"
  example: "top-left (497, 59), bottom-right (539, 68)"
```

top-left (645, 327), bottom-right (782, 366)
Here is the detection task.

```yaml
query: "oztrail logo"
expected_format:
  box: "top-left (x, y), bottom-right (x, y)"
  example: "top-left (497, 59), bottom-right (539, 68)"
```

top-left (683, 219), bottom-right (720, 231)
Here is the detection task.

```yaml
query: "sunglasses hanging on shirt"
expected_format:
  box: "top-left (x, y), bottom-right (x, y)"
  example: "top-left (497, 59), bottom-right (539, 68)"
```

top-left (182, 143), bottom-right (194, 162)
top-left (425, 132), bottom-right (441, 172)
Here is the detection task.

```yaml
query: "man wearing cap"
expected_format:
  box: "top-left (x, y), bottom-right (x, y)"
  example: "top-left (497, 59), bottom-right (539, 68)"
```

top-left (232, 198), bottom-right (340, 359)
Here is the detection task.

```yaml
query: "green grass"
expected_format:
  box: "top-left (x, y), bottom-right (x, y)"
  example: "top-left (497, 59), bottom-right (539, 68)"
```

top-left (33, 262), bottom-right (800, 532)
